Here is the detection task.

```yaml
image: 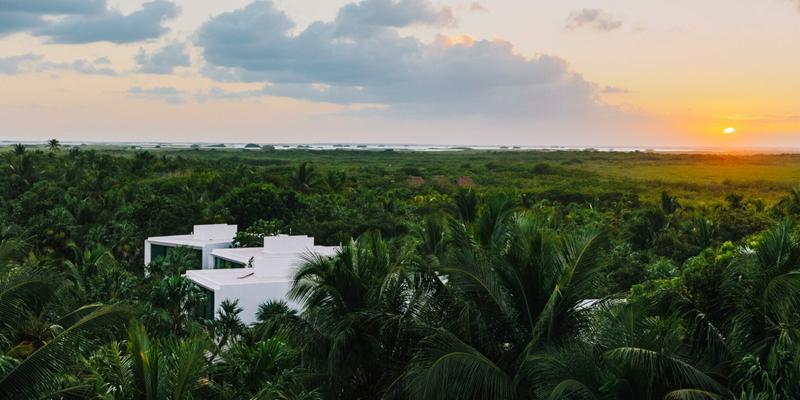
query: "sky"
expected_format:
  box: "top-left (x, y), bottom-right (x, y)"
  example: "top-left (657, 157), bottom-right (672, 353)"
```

top-left (1, 0), bottom-right (799, 147)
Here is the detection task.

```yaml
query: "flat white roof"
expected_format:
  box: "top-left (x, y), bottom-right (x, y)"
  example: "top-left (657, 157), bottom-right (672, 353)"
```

top-left (185, 268), bottom-right (290, 290)
top-left (212, 247), bottom-right (269, 264)
top-left (147, 234), bottom-right (233, 249)
top-left (211, 245), bottom-right (338, 265)
top-left (146, 224), bottom-right (237, 248)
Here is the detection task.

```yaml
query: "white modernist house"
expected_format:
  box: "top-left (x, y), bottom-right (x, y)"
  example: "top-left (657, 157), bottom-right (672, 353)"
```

top-left (144, 224), bottom-right (238, 269)
top-left (185, 234), bottom-right (338, 324)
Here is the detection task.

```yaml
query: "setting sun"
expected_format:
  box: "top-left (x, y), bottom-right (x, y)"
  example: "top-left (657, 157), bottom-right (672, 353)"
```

top-left (723, 127), bottom-right (736, 135)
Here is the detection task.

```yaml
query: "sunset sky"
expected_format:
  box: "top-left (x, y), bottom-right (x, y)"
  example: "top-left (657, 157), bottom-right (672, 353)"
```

top-left (1, 0), bottom-right (799, 147)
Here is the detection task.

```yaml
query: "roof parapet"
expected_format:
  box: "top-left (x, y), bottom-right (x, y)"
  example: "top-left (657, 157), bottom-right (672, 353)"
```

top-left (262, 234), bottom-right (315, 253)
top-left (193, 224), bottom-right (238, 241)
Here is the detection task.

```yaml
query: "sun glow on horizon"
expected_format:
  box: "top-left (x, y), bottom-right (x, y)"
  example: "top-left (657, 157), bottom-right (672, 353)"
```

top-left (723, 127), bottom-right (737, 135)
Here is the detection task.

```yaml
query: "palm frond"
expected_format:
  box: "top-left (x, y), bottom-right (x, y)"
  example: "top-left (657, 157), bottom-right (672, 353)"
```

top-left (532, 230), bottom-right (605, 344)
top-left (546, 379), bottom-right (599, 400)
top-left (0, 238), bottom-right (27, 267)
top-left (0, 304), bottom-right (134, 400)
top-left (523, 343), bottom-right (606, 399)
top-left (605, 347), bottom-right (730, 397)
top-left (127, 320), bottom-right (159, 400)
top-left (763, 271), bottom-right (800, 323)
top-left (475, 194), bottom-right (513, 249)
top-left (405, 329), bottom-right (515, 400)
top-left (437, 255), bottom-right (518, 336)
top-left (753, 219), bottom-right (797, 273)
top-left (664, 388), bottom-right (721, 400)
top-left (167, 334), bottom-right (211, 400)
top-left (0, 270), bottom-right (55, 322)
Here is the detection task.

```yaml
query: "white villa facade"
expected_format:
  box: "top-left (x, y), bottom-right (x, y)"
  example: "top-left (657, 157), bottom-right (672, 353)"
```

top-left (144, 224), bottom-right (238, 269)
top-left (145, 225), bottom-right (338, 324)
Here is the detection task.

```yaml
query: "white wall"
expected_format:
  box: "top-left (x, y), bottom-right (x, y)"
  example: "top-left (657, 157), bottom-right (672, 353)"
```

top-left (252, 253), bottom-right (302, 278)
top-left (193, 224), bottom-right (237, 240)
top-left (144, 239), bottom-right (152, 267)
top-left (201, 242), bottom-right (233, 269)
top-left (213, 281), bottom-right (300, 324)
top-left (263, 235), bottom-right (314, 253)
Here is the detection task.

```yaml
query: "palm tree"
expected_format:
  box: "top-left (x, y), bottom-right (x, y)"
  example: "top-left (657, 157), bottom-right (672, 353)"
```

top-left (12, 143), bottom-right (25, 156)
top-left (399, 211), bottom-right (607, 399)
top-left (605, 303), bottom-right (729, 398)
top-left (724, 220), bottom-right (800, 396)
top-left (292, 162), bottom-right (316, 192)
top-left (691, 215), bottom-right (716, 248)
top-left (453, 189), bottom-right (478, 222)
top-left (661, 191), bottom-right (681, 215)
top-left (143, 248), bottom-right (208, 335)
top-left (85, 321), bottom-right (211, 400)
top-left (0, 251), bottom-right (135, 399)
top-left (777, 187), bottom-right (800, 216)
top-left (47, 138), bottom-right (61, 153)
top-left (266, 231), bottom-right (418, 398)
top-left (7, 152), bottom-right (36, 188)
top-left (546, 220), bottom-right (800, 399)
top-left (324, 169), bottom-right (347, 191)
top-left (207, 299), bottom-right (245, 361)
top-left (212, 336), bottom-right (319, 399)
top-left (0, 304), bottom-right (134, 399)
top-left (63, 243), bottom-right (137, 307)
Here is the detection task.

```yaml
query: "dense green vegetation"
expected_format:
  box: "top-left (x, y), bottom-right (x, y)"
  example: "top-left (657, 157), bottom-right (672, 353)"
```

top-left (1, 144), bottom-right (799, 399)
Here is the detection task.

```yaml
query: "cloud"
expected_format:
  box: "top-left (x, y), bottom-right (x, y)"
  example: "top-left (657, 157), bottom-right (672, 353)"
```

top-left (0, 0), bottom-right (106, 34)
top-left (0, 0), bottom-right (178, 43)
top-left (128, 86), bottom-right (186, 104)
top-left (196, 1), bottom-right (612, 119)
top-left (0, 11), bottom-right (44, 35)
top-left (602, 85), bottom-right (630, 94)
top-left (335, 0), bottom-right (455, 31)
top-left (565, 9), bottom-right (623, 32)
top-left (0, 54), bottom-right (42, 74)
top-left (35, 1), bottom-right (179, 44)
top-left (195, 86), bottom-right (269, 102)
top-left (0, 53), bottom-right (118, 75)
top-left (43, 59), bottom-right (118, 75)
top-left (135, 43), bottom-right (190, 74)
top-left (0, 0), bottom-right (106, 14)
top-left (469, 2), bottom-right (487, 12)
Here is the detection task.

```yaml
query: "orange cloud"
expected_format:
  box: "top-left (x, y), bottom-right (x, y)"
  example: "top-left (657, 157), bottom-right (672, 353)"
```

top-left (436, 34), bottom-right (475, 47)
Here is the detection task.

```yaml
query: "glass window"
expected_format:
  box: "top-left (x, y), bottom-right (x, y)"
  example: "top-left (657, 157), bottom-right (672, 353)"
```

top-left (185, 248), bottom-right (202, 268)
top-left (214, 257), bottom-right (245, 269)
top-left (151, 244), bottom-right (170, 260)
top-left (190, 285), bottom-right (215, 320)
top-left (152, 245), bottom-right (201, 271)
top-left (203, 288), bottom-right (215, 320)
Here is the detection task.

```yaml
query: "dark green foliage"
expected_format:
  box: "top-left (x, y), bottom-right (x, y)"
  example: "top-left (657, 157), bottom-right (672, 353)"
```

top-left (661, 191), bottom-right (681, 214)
top-left (293, 162), bottom-right (316, 192)
top-left (47, 139), bottom-right (61, 153)
top-left (531, 162), bottom-right (555, 175)
top-left (0, 147), bottom-right (797, 399)
top-left (220, 183), bottom-right (287, 228)
top-left (604, 242), bottom-right (647, 291)
top-left (453, 188), bottom-right (478, 222)
top-left (232, 219), bottom-right (283, 247)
